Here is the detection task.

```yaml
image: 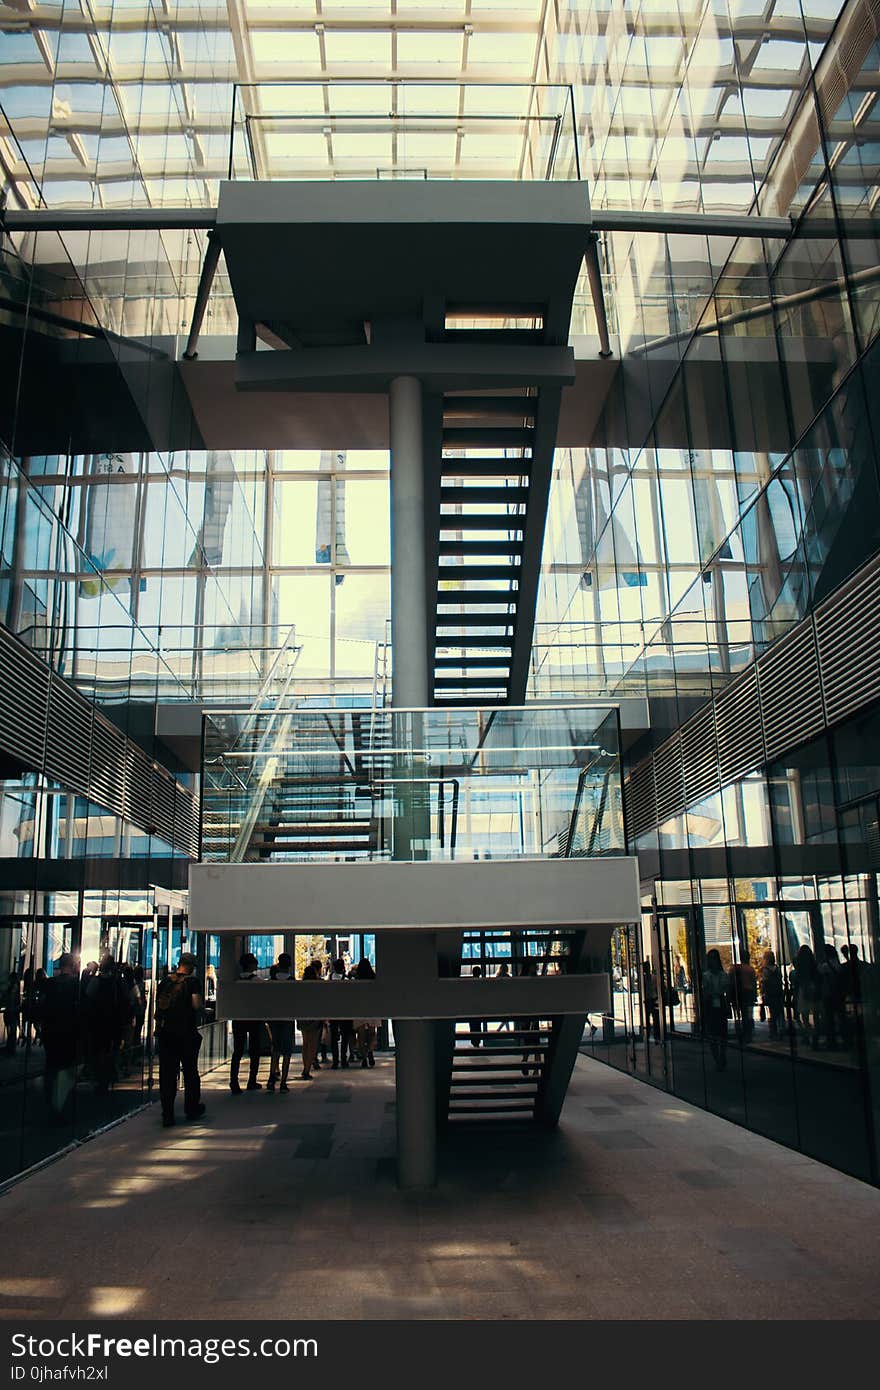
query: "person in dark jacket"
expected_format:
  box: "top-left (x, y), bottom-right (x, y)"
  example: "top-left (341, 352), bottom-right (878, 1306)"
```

top-left (229, 952), bottom-right (264, 1093)
top-left (38, 953), bottom-right (80, 1123)
top-left (155, 951), bottom-right (205, 1128)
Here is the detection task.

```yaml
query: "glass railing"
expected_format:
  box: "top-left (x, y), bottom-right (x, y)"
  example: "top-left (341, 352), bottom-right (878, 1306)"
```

top-left (201, 702), bottom-right (623, 864)
top-left (227, 81), bottom-right (581, 185)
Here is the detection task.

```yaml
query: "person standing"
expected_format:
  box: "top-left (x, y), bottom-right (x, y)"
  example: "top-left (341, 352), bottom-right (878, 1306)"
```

top-left (154, 951), bottom-right (205, 1128)
top-left (229, 951), bottom-right (264, 1093)
top-left (702, 949), bottom-right (729, 1071)
top-left (2, 970), bottom-right (20, 1055)
top-left (728, 950), bottom-right (757, 1045)
top-left (266, 952), bottom-right (294, 1092)
top-left (468, 964), bottom-right (486, 1047)
top-left (297, 960), bottom-right (324, 1080)
top-left (328, 957), bottom-right (353, 1070)
top-left (38, 953), bottom-right (80, 1123)
top-left (758, 949), bottom-right (785, 1040)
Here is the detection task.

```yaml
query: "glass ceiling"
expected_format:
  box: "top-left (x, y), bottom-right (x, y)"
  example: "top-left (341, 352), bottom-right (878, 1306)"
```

top-left (0, 1), bottom-right (858, 216)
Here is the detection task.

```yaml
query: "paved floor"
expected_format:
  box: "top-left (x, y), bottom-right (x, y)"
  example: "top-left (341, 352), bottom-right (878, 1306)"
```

top-left (0, 1054), bottom-right (878, 1321)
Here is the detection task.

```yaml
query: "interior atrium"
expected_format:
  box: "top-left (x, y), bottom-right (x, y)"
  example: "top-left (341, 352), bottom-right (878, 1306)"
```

top-left (2, 0), bottom-right (880, 1277)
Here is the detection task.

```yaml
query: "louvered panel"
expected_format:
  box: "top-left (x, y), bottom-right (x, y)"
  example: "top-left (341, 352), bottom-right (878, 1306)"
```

top-left (758, 620), bottom-right (824, 762)
top-left (124, 744), bottom-right (154, 828)
top-left (624, 758), bottom-right (656, 843)
top-left (44, 676), bottom-right (93, 797)
top-left (653, 735), bottom-right (685, 825)
top-left (0, 626), bottom-right (48, 769)
top-left (151, 773), bottom-right (177, 847)
top-left (715, 669), bottom-right (764, 785)
top-left (174, 789), bottom-right (200, 859)
top-left (815, 560), bottom-right (880, 727)
top-left (89, 714), bottom-right (127, 818)
top-left (680, 703), bottom-right (718, 806)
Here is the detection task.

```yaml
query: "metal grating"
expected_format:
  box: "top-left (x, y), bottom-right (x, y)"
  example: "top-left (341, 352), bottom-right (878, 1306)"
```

top-left (653, 734), bottom-right (685, 826)
top-left (624, 757), bottom-right (657, 843)
top-left (680, 703), bottom-right (719, 807)
top-left (715, 669), bottom-right (764, 785)
top-left (124, 744), bottom-right (155, 828)
top-left (0, 625), bottom-right (49, 769)
top-left (89, 714), bottom-right (128, 821)
top-left (758, 618), bottom-right (824, 762)
top-left (173, 790), bottom-right (200, 859)
top-left (45, 676), bottom-right (93, 798)
top-left (815, 557), bottom-right (880, 727)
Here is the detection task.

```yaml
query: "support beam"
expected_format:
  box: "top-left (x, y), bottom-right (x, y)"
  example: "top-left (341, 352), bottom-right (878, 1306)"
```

top-left (584, 232), bottom-right (613, 359)
top-left (182, 232), bottom-right (222, 361)
top-left (389, 374), bottom-right (428, 709)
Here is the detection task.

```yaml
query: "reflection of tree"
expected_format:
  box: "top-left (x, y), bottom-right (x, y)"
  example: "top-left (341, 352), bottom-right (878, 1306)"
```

top-left (295, 933), bottom-right (327, 978)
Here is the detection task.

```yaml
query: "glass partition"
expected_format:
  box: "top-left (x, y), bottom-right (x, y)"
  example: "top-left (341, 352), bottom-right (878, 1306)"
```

top-left (202, 702), bottom-right (623, 864)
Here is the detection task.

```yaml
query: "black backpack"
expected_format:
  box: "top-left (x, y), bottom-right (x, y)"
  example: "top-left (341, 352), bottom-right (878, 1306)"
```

top-left (156, 974), bottom-right (195, 1033)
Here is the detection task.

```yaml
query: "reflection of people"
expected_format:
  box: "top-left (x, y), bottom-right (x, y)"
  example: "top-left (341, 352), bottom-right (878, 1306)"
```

top-left (155, 951), bottom-right (204, 1128)
top-left (758, 950), bottom-right (785, 1039)
top-left (818, 945), bottom-right (846, 1050)
top-left (642, 959), bottom-right (661, 1042)
top-left (702, 949), bottom-right (729, 1071)
top-left (38, 954), bottom-right (80, 1123)
top-left (2, 971), bottom-right (20, 1055)
top-left (791, 945), bottom-right (819, 1048)
top-left (469, 965), bottom-right (486, 1047)
top-left (728, 951), bottom-right (757, 1044)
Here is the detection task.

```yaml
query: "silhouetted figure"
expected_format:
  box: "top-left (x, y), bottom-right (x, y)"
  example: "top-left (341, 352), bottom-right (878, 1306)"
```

top-left (230, 952), bottom-right (264, 1093)
top-left (702, 949), bottom-right (729, 1071)
top-left (328, 958), bottom-right (353, 1070)
top-left (642, 958), bottom-right (661, 1043)
top-left (38, 954), bottom-right (80, 1123)
top-left (2, 970), bottom-right (20, 1055)
top-left (494, 962), bottom-right (512, 1032)
top-left (351, 958), bottom-right (378, 1068)
top-left (818, 944), bottom-right (847, 1049)
top-left (155, 951), bottom-right (204, 1128)
top-left (728, 951), bottom-right (757, 1045)
top-left (297, 960), bottom-right (325, 1080)
top-left (791, 945), bottom-right (819, 1049)
top-left (759, 949), bottom-right (785, 1040)
top-left (517, 957), bottom-right (542, 1076)
top-left (469, 964), bottom-right (486, 1047)
top-left (83, 954), bottom-right (127, 1094)
top-left (267, 952), bottom-right (294, 1093)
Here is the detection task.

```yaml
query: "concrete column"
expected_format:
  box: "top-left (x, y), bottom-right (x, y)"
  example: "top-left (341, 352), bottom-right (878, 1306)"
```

top-left (389, 374), bottom-right (428, 708)
top-left (388, 375), bottom-right (435, 1187)
top-left (394, 1018), bottom-right (437, 1188)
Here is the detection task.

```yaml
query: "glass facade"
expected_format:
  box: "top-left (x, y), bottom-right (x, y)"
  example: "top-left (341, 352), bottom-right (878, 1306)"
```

top-left (1, 0), bottom-right (879, 1186)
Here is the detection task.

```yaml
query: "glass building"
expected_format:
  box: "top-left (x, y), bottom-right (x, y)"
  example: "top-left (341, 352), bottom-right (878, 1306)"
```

top-left (1, 0), bottom-right (879, 1186)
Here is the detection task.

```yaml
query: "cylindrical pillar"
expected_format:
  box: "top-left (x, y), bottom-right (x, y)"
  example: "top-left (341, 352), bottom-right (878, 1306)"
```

top-left (394, 1018), bottom-right (437, 1188)
top-left (388, 375), bottom-right (436, 1187)
top-left (389, 374), bottom-right (428, 708)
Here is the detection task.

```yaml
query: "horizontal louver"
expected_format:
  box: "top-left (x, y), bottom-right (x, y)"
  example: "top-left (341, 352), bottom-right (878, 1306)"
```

top-left (0, 626), bottom-right (48, 769)
top-left (624, 757), bottom-right (656, 842)
top-left (681, 703), bottom-right (718, 806)
top-left (815, 558), bottom-right (880, 727)
top-left (89, 714), bottom-right (127, 819)
top-left (715, 669), bottom-right (764, 785)
top-left (653, 734), bottom-right (684, 825)
top-left (45, 676), bottom-right (93, 797)
top-left (759, 619), bottom-right (824, 762)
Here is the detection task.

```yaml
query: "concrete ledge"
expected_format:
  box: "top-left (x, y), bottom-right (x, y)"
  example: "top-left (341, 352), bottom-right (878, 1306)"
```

top-left (189, 856), bottom-right (641, 933)
top-left (216, 973), bottom-right (611, 1021)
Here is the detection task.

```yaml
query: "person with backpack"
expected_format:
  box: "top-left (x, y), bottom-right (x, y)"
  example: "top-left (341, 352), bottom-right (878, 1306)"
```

top-left (155, 951), bottom-right (205, 1128)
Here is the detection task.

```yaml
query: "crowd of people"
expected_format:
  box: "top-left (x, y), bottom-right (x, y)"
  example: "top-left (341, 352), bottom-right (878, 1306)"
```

top-left (228, 952), bottom-right (381, 1099)
top-left (1, 952), bottom-right (151, 1120)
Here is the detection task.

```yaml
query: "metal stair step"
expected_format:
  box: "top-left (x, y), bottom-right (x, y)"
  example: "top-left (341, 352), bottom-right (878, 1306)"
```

top-left (440, 458), bottom-right (532, 477)
top-left (441, 485), bottom-right (529, 506)
top-left (434, 656), bottom-right (512, 669)
top-left (443, 395), bottom-right (537, 421)
top-left (448, 1102), bottom-right (536, 1114)
top-left (438, 539), bottom-right (524, 556)
top-left (443, 427), bottom-right (534, 449)
top-left (450, 1075), bottom-right (539, 1088)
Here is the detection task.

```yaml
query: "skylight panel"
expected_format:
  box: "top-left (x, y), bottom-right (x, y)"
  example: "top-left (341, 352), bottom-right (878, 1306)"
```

top-left (396, 32), bottom-right (464, 67)
top-left (323, 31), bottom-right (392, 65)
top-left (0, 32), bottom-right (45, 64)
top-left (251, 31), bottom-right (322, 65)
top-left (466, 32), bottom-right (537, 67)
